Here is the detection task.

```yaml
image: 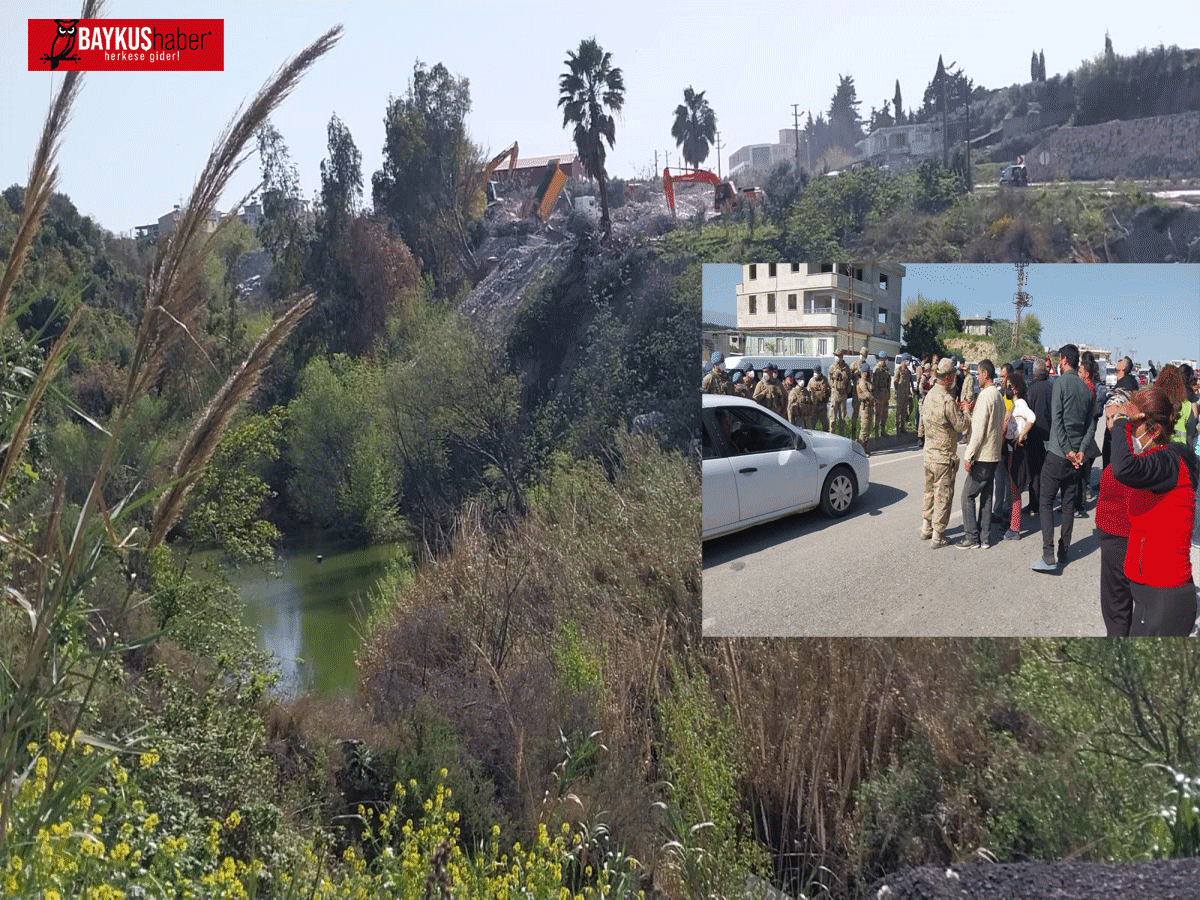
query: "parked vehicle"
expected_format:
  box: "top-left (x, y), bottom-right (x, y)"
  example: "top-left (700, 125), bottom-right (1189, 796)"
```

top-left (999, 164), bottom-right (1028, 187)
top-left (702, 394), bottom-right (870, 540)
top-left (1105, 364), bottom-right (1117, 388)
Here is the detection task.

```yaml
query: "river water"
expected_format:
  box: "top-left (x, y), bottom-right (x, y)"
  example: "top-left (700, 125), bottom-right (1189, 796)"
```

top-left (225, 532), bottom-right (403, 697)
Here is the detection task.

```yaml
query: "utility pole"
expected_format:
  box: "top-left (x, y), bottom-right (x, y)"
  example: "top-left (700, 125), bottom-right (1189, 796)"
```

top-left (715, 131), bottom-right (724, 178)
top-left (1013, 262), bottom-right (1032, 351)
top-left (792, 103), bottom-right (801, 174)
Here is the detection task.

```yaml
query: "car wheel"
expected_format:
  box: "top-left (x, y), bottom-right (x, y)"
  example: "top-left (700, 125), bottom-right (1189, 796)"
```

top-left (820, 466), bottom-right (857, 518)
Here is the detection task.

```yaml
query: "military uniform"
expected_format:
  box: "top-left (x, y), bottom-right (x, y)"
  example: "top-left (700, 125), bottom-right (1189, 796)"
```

top-left (808, 373), bottom-right (830, 431)
top-left (918, 372), bottom-right (971, 544)
top-left (787, 382), bottom-right (813, 429)
top-left (828, 358), bottom-right (851, 434)
top-left (734, 373), bottom-right (756, 400)
top-left (753, 375), bottom-right (787, 418)
top-left (957, 368), bottom-right (976, 443)
top-left (893, 364), bottom-right (913, 433)
top-left (856, 368), bottom-right (874, 451)
top-left (871, 360), bottom-right (892, 440)
top-left (702, 367), bottom-right (734, 395)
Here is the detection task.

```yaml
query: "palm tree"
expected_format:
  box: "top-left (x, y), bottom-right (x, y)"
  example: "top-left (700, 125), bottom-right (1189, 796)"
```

top-left (671, 85), bottom-right (717, 171)
top-left (558, 37), bottom-right (625, 237)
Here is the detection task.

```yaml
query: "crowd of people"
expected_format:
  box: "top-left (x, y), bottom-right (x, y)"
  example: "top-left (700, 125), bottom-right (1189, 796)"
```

top-left (703, 344), bottom-right (1200, 636)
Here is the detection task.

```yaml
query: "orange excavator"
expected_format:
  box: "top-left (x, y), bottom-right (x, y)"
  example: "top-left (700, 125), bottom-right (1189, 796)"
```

top-left (662, 167), bottom-right (766, 217)
top-left (663, 167), bottom-right (734, 216)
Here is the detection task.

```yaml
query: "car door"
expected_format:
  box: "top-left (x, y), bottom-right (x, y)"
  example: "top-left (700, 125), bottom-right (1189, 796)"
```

top-left (721, 404), bottom-right (820, 523)
top-left (701, 412), bottom-right (741, 537)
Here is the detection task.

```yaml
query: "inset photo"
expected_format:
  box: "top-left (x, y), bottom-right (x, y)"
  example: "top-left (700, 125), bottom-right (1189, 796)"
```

top-left (701, 262), bottom-right (1200, 637)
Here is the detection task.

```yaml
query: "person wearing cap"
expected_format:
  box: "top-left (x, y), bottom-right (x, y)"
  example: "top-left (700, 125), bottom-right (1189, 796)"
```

top-left (828, 350), bottom-right (851, 436)
top-left (753, 363), bottom-right (787, 417)
top-left (787, 375), bottom-right (811, 429)
top-left (918, 358), bottom-right (971, 547)
top-left (702, 351), bottom-right (734, 394)
top-left (856, 362), bottom-right (875, 455)
top-left (893, 355), bottom-right (913, 434)
top-left (808, 364), bottom-right (830, 431)
top-left (871, 352), bottom-right (892, 440)
top-left (734, 365), bottom-right (756, 400)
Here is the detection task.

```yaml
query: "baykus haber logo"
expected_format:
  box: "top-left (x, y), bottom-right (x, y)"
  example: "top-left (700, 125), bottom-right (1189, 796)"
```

top-left (28, 19), bottom-right (223, 71)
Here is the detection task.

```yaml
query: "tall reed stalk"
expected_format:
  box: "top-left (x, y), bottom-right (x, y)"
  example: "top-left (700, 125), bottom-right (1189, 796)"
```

top-left (0, 7), bottom-right (341, 847)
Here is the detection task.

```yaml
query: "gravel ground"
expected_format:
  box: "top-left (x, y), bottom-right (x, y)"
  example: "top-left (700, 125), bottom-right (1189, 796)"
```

top-left (866, 859), bottom-right (1200, 899)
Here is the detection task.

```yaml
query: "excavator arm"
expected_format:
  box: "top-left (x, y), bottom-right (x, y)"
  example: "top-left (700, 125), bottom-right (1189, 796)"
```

top-left (663, 167), bottom-right (748, 217)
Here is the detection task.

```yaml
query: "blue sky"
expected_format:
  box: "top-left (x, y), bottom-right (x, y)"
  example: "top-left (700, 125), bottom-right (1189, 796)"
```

top-left (3, 0), bottom-right (1197, 234)
top-left (704, 263), bottom-right (1200, 366)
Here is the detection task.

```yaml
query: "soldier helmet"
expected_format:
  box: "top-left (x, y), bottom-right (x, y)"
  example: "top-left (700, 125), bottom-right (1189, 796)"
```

top-left (834, 349), bottom-right (844, 357)
top-left (763, 363), bottom-right (778, 374)
top-left (813, 364), bottom-right (822, 374)
top-left (730, 370), bottom-right (744, 384)
top-left (743, 364), bottom-right (755, 374)
top-left (936, 358), bottom-right (955, 376)
top-left (710, 351), bottom-right (725, 366)
top-left (878, 351), bottom-right (888, 360)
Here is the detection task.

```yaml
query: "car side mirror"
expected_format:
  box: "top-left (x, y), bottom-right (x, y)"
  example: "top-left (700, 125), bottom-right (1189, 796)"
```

top-left (794, 432), bottom-right (806, 451)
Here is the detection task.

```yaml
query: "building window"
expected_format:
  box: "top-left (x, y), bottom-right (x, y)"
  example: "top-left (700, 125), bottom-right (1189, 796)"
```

top-left (820, 263), bottom-right (833, 273)
top-left (878, 309), bottom-right (887, 325)
top-left (767, 293), bottom-right (775, 314)
top-left (768, 263), bottom-right (777, 277)
top-left (804, 296), bottom-right (832, 314)
top-left (879, 273), bottom-right (889, 290)
top-left (818, 338), bottom-right (828, 355)
top-left (788, 294), bottom-right (797, 310)
top-left (748, 264), bottom-right (757, 280)
top-left (799, 338), bottom-right (811, 355)
top-left (748, 295), bottom-right (756, 315)
top-left (791, 263), bottom-right (800, 272)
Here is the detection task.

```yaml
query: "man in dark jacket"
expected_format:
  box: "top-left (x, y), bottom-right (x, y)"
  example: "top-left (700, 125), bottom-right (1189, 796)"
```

top-left (1032, 344), bottom-right (1095, 572)
top-left (1104, 356), bottom-right (1141, 467)
top-left (1025, 358), bottom-right (1053, 513)
top-left (1114, 356), bottom-right (1139, 393)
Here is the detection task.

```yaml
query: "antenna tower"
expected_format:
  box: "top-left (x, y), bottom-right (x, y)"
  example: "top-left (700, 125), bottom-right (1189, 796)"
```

top-left (1013, 262), bottom-right (1032, 350)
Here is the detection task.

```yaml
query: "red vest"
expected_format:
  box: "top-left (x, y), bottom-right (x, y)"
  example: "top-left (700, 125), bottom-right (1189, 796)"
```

top-left (1123, 448), bottom-right (1196, 588)
top-left (1095, 465), bottom-right (1131, 538)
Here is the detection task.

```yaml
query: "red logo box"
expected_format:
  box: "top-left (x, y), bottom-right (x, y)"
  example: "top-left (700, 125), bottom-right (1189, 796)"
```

top-left (29, 19), bottom-right (224, 71)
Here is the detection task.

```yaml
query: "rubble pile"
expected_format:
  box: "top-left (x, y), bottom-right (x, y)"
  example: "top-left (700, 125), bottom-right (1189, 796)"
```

top-left (458, 183), bottom-right (711, 332)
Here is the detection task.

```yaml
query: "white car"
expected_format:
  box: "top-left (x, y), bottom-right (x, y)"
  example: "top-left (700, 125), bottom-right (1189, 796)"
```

top-left (702, 394), bottom-right (870, 540)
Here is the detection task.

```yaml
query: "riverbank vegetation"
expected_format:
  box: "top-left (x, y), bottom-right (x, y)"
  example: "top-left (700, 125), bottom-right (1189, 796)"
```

top-left (5, 16), bottom-right (1200, 900)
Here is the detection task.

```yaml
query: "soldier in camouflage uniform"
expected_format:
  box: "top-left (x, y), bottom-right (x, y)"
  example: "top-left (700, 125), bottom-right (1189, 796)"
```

top-left (734, 365), bottom-right (757, 400)
top-left (788, 377), bottom-right (812, 429)
top-left (702, 351), bottom-right (735, 394)
top-left (851, 348), bottom-right (868, 437)
top-left (808, 365), bottom-right (830, 431)
top-left (918, 358), bottom-right (971, 547)
top-left (828, 351), bottom-right (851, 436)
top-left (893, 355), bottom-right (913, 433)
top-left (753, 363), bottom-right (787, 417)
top-left (871, 351), bottom-right (892, 440)
top-left (856, 363), bottom-right (874, 455)
top-left (957, 359), bottom-right (976, 444)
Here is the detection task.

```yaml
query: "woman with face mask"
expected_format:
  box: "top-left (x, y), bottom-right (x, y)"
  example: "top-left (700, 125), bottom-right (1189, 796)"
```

top-left (1107, 384), bottom-right (1199, 635)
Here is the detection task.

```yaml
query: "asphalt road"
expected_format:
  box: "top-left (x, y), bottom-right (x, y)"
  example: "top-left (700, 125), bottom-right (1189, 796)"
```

top-left (702, 429), bottom-right (1200, 637)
